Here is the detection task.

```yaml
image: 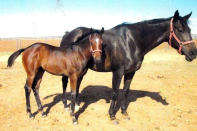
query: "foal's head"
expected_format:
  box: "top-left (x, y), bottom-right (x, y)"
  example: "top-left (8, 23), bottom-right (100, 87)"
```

top-left (169, 10), bottom-right (197, 61)
top-left (89, 27), bottom-right (104, 64)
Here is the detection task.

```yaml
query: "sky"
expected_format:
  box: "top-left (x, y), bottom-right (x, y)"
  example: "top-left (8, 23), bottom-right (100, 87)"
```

top-left (0, 0), bottom-right (197, 38)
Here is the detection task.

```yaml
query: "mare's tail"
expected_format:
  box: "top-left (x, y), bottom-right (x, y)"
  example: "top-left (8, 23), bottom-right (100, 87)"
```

top-left (7, 48), bottom-right (25, 67)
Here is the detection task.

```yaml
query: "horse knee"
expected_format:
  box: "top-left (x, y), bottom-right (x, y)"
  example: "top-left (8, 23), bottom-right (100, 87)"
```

top-left (112, 92), bottom-right (118, 100)
top-left (123, 89), bottom-right (129, 96)
top-left (24, 84), bottom-right (31, 93)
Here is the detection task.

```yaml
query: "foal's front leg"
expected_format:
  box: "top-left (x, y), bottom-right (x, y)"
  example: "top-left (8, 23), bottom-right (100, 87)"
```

top-left (62, 76), bottom-right (69, 111)
top-left (69, 74), bottom-right (78, 124)
top-left (75, 70), bottom-right (87, 109)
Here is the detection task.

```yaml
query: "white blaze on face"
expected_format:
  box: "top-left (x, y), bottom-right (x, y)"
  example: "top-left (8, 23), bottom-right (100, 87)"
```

top-left (95, 38), bottom-right (100, 50)
top-left (95, 38), bottom-right (99, 44)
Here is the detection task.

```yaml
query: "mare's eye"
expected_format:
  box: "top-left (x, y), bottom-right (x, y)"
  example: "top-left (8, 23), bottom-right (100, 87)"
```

top-left (177, 28), bottom-right (183, 32)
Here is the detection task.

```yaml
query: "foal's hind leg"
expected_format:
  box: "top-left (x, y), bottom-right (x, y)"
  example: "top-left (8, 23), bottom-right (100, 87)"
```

top-left (24, 80), bottom-right (33, 118)
top-left (25, 75), bottom-right (36, 118)
top-left (32, 68), bottom-right (45, 117)
top-left (62, 76), bottom-right (69, 111)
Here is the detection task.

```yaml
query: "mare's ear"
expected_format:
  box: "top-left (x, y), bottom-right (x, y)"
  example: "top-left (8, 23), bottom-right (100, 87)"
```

top-left (90, 28), bottom-right (93, 33)
top-left (183, 12), bottom-right (192, 22)
top-left (100, 27), bottom-right (104, 36)
top-left (89, 28), bottom-right (93, 42)
top-left (173, 10), bottom-right (180, 22)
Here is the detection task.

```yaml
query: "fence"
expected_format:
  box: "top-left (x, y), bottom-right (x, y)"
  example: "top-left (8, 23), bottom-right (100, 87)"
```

top-left (0, 37), bottom-right (62, 52)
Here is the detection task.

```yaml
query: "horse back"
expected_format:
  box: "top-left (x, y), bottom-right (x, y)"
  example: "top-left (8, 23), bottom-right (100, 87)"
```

top-left (60, 27), bottom-right (90, 47)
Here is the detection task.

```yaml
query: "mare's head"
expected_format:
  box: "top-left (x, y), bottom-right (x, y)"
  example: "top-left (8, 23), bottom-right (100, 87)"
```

top-left (169, 10), bottom-right (197, 61)
top-left (89, 27), bottom-right (104, 65)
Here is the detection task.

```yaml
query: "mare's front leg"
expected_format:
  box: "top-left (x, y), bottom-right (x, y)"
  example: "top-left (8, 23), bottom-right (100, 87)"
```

top-left (69, 74), bottom-right (78, 124)
top-left (121, 72), bottom-right (135, 120)
top-left (109, 68), bottom-right (124, 124)
top-left (62, 76), bottom-right (69, 111)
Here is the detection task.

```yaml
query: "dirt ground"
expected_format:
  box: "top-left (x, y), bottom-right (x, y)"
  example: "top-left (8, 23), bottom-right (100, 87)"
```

top-left (0, 41), bottom-right (197, 131)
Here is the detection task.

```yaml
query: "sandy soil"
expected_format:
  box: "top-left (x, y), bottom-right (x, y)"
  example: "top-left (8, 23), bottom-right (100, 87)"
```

top-left (0, 43), bottom-right (197, 131)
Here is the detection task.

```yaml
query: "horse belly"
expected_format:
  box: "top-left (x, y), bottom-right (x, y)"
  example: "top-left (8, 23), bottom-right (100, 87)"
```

top-left (44, 55), bottom-right (68, 76)
top-left (45, 65), bottom-right (67, 75)
top-left (125, 61), bottom-right (142, 73)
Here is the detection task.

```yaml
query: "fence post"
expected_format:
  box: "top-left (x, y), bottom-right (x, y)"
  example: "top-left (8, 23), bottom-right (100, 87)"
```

top-left (17, 39), bottom-right (21, 50)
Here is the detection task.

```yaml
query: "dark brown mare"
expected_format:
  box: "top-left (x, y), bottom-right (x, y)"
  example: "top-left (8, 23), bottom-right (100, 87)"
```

top-left (60, 10), bottom-right (197, 124)
top-left (7, 28), bottom-right (104, 124)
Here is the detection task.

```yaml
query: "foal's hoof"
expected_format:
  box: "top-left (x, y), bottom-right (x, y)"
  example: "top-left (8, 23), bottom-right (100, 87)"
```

top-left (28, 113), bottom-right (34, 119)
top-left (42, 112), bottom-right (47, 117)
top-left (72, 117), bottom-right (78, 125)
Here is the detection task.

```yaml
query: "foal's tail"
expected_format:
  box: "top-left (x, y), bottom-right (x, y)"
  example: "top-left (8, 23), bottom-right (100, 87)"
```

top-left (7, 48), bottom-right (25, 68)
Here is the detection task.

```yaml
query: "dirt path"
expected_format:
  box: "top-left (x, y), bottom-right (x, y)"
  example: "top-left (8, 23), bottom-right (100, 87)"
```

top-left (0, 46), bottom-right (197, 131)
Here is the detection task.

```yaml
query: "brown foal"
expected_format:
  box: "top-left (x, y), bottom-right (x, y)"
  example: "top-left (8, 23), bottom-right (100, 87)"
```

top-left (7, 28), bottom-right (104, 124)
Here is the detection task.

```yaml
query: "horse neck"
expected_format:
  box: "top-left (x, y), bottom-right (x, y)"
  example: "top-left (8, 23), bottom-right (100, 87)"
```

top-left (75, 38), bottom-right (92, 59)
top-left (136, 19), bottom-right (170, 56)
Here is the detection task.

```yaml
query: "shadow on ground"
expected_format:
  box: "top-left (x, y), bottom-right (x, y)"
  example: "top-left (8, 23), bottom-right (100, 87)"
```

top-left (36, 85), bottom-right (168, 119)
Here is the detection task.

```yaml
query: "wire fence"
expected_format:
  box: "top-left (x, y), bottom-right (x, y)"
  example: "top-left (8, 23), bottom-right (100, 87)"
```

top-left (0, 34), bottom-right (197, 52)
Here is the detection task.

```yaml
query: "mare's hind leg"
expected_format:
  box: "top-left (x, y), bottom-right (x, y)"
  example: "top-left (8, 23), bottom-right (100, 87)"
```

top-left (121, 72), bottom-right (135, 120)
top-left (32, 68), bottom-right (45, 117)
top-left (24, 80), bottom-right (33, 118)
top-left (62, 76), bottom-right (69, 111)
top-left (109, 69), bottom-right (123, 124)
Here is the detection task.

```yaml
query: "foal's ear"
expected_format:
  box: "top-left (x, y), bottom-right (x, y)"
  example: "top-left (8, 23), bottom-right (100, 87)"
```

top-left (183, 12), bottom-right (192, 22)
top-left (173, 10), bottom-right (180, 22)
top-left (89, 34), bottom-right (93, 42)
top-left (90, 28), bottom-right (93, 33)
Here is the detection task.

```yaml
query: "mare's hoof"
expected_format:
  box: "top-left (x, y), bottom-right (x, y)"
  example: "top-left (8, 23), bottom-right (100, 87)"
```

top-left (72, 117), bottom-right (78, 125)
top-left (112, 119), bottom-right (119, 125)
top-left (110, 116), bottom-right (119, 125)
top-left (124, 116), bottom-right (130, 120)
top-left (122, 112), bottom-right (130, 120)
